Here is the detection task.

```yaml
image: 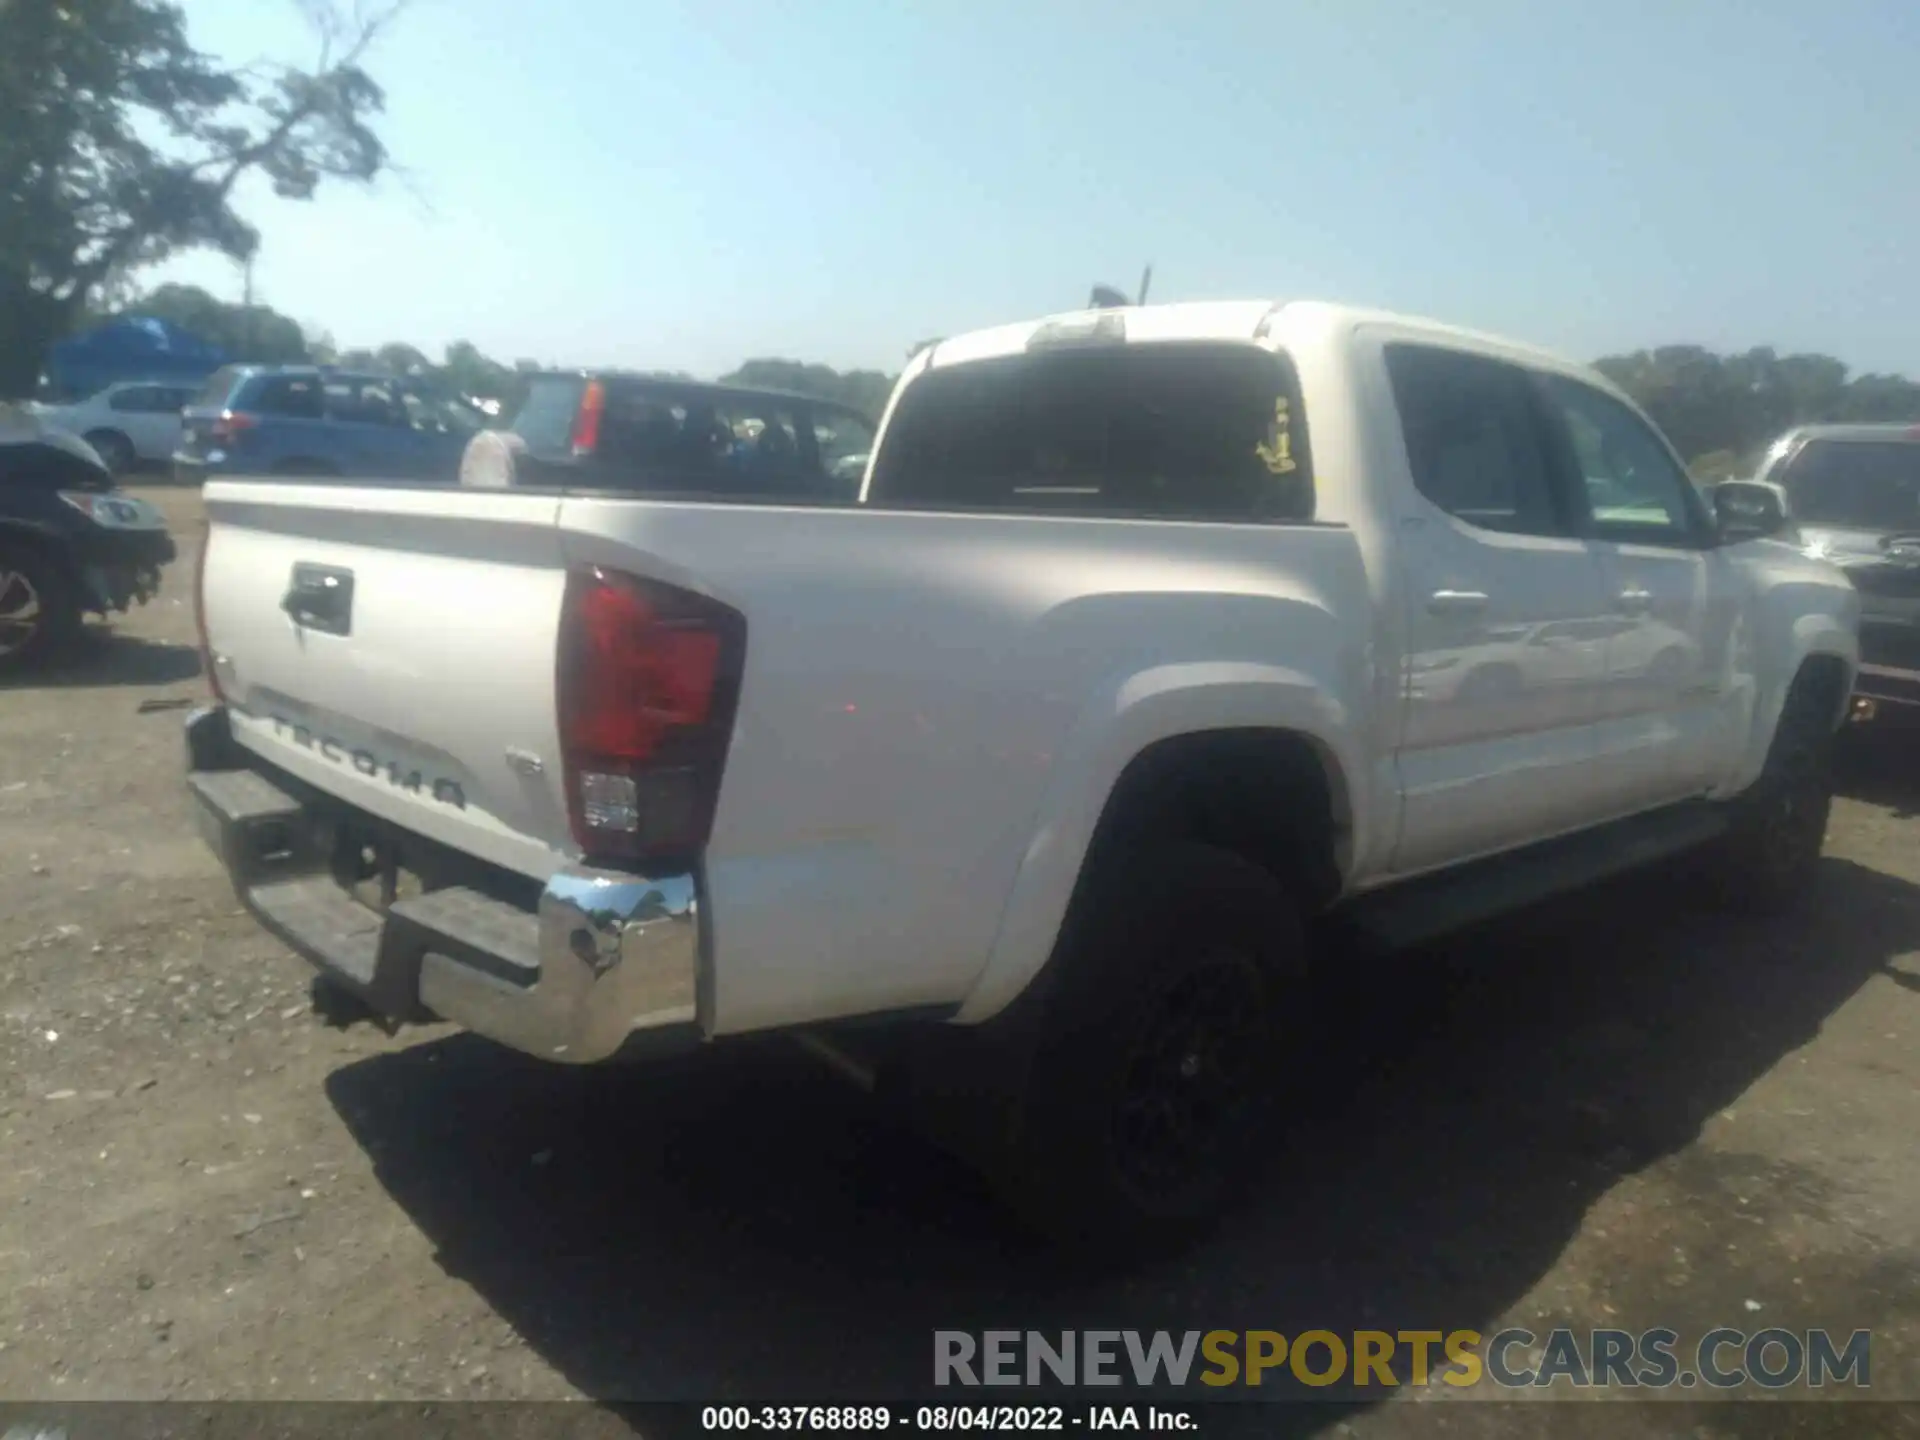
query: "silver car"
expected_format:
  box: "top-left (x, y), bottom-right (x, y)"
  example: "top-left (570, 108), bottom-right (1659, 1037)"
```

top-left (1753, 423), bottom-right (1920, 715)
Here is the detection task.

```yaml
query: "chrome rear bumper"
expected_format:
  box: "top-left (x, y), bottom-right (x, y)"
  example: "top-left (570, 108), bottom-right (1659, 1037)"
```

top-left (185, 704), bottom-right (701, 1063)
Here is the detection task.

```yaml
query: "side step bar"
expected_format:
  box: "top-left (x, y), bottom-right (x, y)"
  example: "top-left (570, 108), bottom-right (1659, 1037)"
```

top-left (1343, 801), bottom-right (1730, 951)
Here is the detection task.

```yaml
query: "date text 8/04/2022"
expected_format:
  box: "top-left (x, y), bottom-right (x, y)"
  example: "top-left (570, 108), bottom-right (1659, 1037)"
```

top-left (700, 1405), bottom-right (1197, 1431)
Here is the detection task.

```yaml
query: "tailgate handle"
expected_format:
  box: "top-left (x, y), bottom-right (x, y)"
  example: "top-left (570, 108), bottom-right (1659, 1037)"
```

top-left (282, 564), bottom-right (354, 636)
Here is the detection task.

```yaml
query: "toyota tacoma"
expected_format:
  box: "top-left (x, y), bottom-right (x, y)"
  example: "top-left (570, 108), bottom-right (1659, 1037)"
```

top-left (185, 300), bottom-right (1859, 1248)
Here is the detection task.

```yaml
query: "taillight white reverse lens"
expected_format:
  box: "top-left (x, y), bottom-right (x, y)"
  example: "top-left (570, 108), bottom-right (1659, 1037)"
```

top-left (555, 565), bottom-right (743, 865)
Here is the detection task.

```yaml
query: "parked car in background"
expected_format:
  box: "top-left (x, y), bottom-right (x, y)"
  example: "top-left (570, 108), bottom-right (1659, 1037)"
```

top-left (0, 407), bottom-right (175, 674)
top-left (29, 380), bottom-right (199, 475)
top-left (1752, 424), bottom-right (1920, 717)
top-left (173, 366), bottom-right (481, 484)
top-left (458, 370), bottom-right (877, 500)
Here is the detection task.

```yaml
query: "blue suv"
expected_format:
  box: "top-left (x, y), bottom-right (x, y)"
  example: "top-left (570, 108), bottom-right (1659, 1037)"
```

top-left (173, 366), bottom-right (480, 483)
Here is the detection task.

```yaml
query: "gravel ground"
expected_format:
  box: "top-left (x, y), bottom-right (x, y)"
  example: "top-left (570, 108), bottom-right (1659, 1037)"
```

top-left (1, 484), bottom-right (1917, 1437)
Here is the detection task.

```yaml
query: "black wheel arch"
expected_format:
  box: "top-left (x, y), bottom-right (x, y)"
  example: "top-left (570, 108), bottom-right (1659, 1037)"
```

top-left (1076, 727), bottom-right (1349, 916)
top-left (1788, 652), bottom-right (1852, 735)
top-left (0, 520), bottom-right (83, 597)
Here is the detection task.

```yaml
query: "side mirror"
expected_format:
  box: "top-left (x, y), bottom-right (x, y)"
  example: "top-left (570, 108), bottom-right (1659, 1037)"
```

top-left (1712, 480), bottom-right (1792, 543)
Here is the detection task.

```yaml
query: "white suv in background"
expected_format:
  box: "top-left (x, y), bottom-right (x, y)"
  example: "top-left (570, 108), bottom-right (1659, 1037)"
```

top-left (32, 380), bottom-right (199, 474)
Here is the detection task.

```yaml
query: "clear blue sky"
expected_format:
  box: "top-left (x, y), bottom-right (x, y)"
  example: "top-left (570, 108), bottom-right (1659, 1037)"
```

top-left (156, 0), bottom-right (1920, 379)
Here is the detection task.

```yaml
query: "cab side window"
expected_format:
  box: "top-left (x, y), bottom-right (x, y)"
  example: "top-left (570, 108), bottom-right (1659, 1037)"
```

top-left (108, 384), bottom-right (191, 414)
top-left (1384, 344), bottom-right (1564, 537)
top-left (1535, 374), bottom-right (1705, 544)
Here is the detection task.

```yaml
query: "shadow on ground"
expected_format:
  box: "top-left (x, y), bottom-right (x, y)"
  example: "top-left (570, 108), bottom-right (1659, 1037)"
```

top-left (1836, 716), bottom-right (1920, 818)
top-left (1, 629), bottom-right (203, 691)
top-left (325, 859), bottom-right (1919, 1433)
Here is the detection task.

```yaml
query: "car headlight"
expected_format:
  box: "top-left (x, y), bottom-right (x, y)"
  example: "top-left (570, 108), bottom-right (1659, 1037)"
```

top-left (58, 490), bottom-right (167, 531)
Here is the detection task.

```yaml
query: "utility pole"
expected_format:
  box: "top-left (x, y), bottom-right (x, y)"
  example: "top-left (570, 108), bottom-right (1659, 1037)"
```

top-left (240, 256), bottom-right (255, 360)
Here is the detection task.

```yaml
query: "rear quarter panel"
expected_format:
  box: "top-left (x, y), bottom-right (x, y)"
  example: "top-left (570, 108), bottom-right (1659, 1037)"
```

top-left (559, 499), bottom-right (1374, 1033)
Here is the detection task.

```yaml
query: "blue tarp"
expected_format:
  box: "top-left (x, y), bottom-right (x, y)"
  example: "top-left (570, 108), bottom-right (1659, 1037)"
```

top-left (43, 317), bottom-right (226, 400)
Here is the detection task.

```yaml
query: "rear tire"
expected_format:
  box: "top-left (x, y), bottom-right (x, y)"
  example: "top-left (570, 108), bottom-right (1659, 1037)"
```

top-left (1701, 675), bottom-right (1837, 911)
top-left (0, 539), bottom-right (82, 677)
top-left (997, 841), bottom-right (1306, 1257)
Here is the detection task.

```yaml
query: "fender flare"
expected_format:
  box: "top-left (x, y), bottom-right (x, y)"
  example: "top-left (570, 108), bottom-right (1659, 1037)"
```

top-left (953, 660), bottom-right (1363, 1024)
top-left (1725, 613), bottom-right (1857, 795)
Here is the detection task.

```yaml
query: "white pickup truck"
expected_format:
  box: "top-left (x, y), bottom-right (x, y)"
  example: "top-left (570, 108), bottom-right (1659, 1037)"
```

top-left (187, 300), bottom-right (1860, 1250)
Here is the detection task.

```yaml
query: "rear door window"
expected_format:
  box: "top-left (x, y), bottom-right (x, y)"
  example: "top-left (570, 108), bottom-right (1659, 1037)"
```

top-left (402, 391), bottom-right (482, 436)
top-left (108, 385), bottom-right (162, 414)
top-left (1383, 344), bottom-right (1564, 537)
top-left (866, 342), bottom-right (1313, 521)
top-left (323, 377), bottom-right (407, 427)
top-left (110, 384), bottom-right (191, 415)
top-left (241, 374), bottom-right (325, 420)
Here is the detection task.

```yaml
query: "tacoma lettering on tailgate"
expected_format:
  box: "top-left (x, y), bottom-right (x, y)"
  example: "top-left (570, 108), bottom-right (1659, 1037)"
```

top-left (269, 714), bottom-right (467, 809)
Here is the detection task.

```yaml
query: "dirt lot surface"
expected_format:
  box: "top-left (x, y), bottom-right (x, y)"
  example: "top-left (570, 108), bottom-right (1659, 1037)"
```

top-left (2, 484), bottom-right (1918, 1437)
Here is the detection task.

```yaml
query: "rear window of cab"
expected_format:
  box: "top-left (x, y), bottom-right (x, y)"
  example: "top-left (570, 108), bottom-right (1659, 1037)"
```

top-left (865, 341), bottom-right (1314, 522)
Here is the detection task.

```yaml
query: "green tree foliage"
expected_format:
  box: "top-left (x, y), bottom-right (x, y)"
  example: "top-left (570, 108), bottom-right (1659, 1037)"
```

top-left (720, 358), bottom-right (895, 419)
top-left (0, 0), bottom-right (400, 394)
top-left (375, 341), bottom-right (432, 376)
top-left (114, 281), bottom-right (310, 363)
top-left (435, 339), bottom-right (534, 415)
top-left (1595, 345), bottom-right (1920, 475)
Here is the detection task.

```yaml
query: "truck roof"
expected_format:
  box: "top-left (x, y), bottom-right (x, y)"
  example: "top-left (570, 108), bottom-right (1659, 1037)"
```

top-left (919, 299), bottom-right (1625, 396)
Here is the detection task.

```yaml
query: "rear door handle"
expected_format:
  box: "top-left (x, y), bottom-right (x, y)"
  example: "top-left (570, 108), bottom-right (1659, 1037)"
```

top-left (1426, 589), bottom-right (1490, 616)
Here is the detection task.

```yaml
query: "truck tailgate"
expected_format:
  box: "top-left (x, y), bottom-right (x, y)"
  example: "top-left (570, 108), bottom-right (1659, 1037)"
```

top-left (199, 481), bottom-right (571, 879)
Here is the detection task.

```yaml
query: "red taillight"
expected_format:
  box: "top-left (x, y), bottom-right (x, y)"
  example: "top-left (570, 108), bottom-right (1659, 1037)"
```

top-left (556, 566), bottom-right (743, 865)
top-left (194, 520), bottom-right (223, 701)
top-left (210, 410), bottom-right (257, 444)
top-left (570, 381), bottom-right (605, 456)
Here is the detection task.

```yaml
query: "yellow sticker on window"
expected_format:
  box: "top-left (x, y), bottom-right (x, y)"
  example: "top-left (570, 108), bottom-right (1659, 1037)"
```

top-left (1256, 397), bottom-right (1297, 475)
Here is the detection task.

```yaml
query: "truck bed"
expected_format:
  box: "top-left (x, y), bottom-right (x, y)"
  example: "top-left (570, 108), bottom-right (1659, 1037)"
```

top-left (198, 477), bottom-right (1376, 1036)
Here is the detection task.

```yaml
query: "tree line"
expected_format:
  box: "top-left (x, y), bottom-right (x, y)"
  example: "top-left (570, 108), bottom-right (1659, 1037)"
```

top-left (77, 280), bottom-right (900, 421)
top-left (1593, 345), bottom-right (1920, 480)
top-left (1, 0), bottom-right (399, 398)
top-left (93, 282), bottom-right (1920, 477)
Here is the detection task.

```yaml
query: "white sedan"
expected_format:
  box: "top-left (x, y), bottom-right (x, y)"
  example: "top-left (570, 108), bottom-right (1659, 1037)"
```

top-left (31, 380), bottom-right (200, 474)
